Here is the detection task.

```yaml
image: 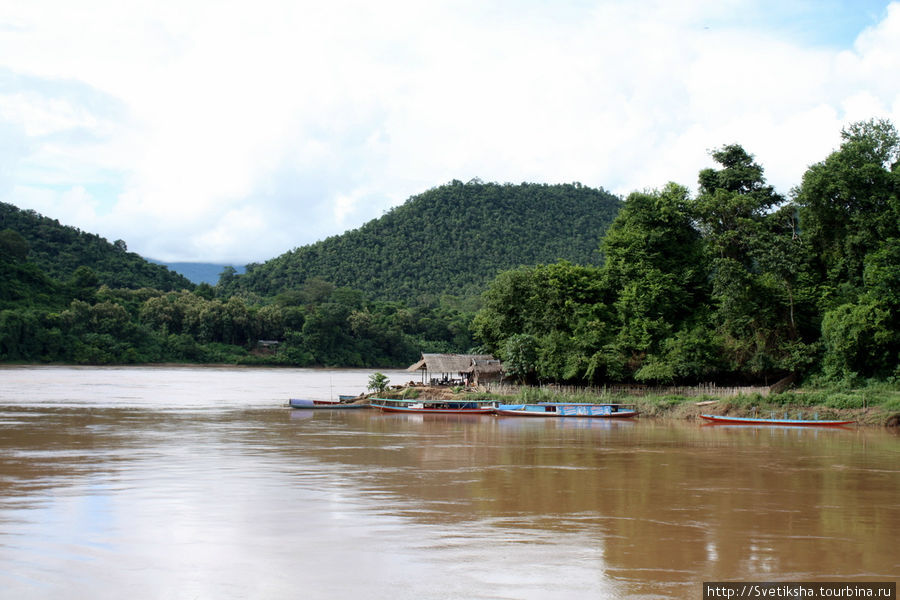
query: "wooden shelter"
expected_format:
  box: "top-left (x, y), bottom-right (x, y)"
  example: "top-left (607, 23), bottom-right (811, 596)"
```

top-left (406, 353), bottom-right (502, 386)
top-left (465, 358), bottom-right (503, 385)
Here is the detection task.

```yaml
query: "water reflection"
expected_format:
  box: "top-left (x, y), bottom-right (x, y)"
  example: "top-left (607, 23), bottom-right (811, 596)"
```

top-left (0, 367), bottom-right (898, 600)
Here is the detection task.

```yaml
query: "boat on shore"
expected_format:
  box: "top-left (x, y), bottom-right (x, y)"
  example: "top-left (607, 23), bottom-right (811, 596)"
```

top-left (699, 414), bottom-right (855, 427)
top-left (288, 398), bottom-right (370, 410)
top-left (369, 398), bottom-right (498, 414)
top-left (495, 402), bottom-right (638, 418)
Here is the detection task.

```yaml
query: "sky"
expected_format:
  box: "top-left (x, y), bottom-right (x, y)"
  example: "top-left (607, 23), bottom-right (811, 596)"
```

top-left (1, 0), bottom-right (898, 265)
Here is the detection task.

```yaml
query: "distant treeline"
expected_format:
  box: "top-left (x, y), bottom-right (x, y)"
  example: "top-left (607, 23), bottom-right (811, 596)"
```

top-left (1, 120), bottom-right (897, 383)
top-left (0, 202), bottom-right (474, 368)
top-left (475, 120), bottom-right (900, 385)
top-left (0, 263), bottom-right (472, 366)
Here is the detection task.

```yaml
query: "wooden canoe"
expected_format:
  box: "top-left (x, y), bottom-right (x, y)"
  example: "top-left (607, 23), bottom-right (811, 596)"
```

top-left (700, 414), bottom-right (855, 427)
top-left (288, 399), bottom-right (370, 409)
top-left (369, 398), bottom-right (497, 414)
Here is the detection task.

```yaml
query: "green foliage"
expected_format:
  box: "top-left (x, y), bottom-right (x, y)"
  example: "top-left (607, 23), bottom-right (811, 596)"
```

top-left (502, 333), bottom-right (539, 383)
top-left (368, 372), bottom-right (390, 393)
top-left (0, 229), bottom-right (29, 261)
top-left (0, 268), bottom-right (473, 367)
top-left (821, 300), bottom-right (898, 381)
top-left (219, 181), bottom-right (620, 302)
top-left (474, 119), bottom-right (900, 387)
top-left (795, 118), bottom-right (900, 304)
top-left (400, 387), bottom-right (420, 399)
top-left (2, 120), bottom-right (899, 386)
top-left (0, 202), bottom-right (193, 291)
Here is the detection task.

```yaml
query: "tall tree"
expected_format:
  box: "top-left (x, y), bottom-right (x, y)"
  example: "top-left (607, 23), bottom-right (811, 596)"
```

top-left (795, 118), bottom-right (900, 305)
top-left (691, 145), bottom-right (812, 379)
top-left (598, 183), bottom-right (708, 382)
top-left (796, 119), bottom-right (900, 380)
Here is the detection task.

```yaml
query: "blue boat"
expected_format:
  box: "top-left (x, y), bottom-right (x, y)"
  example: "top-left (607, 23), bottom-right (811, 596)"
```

top-left (495, 402), bottom-right (637, 418)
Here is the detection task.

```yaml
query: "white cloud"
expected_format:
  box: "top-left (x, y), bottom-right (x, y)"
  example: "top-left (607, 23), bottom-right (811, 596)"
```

top-left (1, 0), bottom-right (898, 263)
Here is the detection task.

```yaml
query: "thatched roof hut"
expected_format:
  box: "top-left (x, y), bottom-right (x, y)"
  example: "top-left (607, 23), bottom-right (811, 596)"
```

top-left (465, 358), bottom-right (503, 385)
top-left (407, 353), bottom-right (502, 385)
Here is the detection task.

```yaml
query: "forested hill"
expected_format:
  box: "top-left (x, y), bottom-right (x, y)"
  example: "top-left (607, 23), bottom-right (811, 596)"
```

top-left (0, 202), bottom-right (193, 291)
top-left (223, 181), bottom-right (621, 302)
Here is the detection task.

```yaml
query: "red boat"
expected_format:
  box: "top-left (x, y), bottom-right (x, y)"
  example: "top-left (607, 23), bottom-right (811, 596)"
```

top-left (700, 414), bottom-right (855, 427)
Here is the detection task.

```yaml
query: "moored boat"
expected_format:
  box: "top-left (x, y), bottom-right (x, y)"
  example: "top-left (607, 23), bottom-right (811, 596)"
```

top-left (370, 398), bottom-right (498, 414)
top-left (699, 414), bottom-right (855, 427)
top-left (495, 402), bottom-right (637, 418)
top-left (288, 398), bottom-right (370, 409)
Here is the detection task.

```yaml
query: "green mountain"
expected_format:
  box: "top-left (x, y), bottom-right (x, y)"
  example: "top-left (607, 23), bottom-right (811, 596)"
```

top-left (0, 202), bottom-right (193, 291)
top-left (224, 181), bottom-right (621, 302)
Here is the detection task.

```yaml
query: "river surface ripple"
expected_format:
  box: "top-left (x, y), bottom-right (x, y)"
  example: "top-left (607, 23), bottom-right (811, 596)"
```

top-left (0, 366), bottom-right (897, 599)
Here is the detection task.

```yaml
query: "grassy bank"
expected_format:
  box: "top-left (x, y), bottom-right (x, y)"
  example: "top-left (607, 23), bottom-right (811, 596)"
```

top-left (377, 381), bottom-right (900, 427)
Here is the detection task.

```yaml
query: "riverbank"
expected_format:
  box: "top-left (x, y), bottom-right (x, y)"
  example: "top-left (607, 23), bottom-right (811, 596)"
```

top-left (373, 382), bottom-right (900, 427)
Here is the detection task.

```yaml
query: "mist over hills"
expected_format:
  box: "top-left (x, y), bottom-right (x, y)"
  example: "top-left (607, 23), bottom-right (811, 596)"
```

top-left (148, 261), bottom-right (245, 286)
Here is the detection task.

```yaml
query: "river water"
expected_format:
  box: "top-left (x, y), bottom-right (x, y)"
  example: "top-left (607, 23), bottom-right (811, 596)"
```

top-left (0, 366), bottom-right (897, 599)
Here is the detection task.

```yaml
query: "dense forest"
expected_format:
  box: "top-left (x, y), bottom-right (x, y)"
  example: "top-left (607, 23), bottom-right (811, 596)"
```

top-left (475, 119), bottom-right (900, 385)
top-left (0, 203), bottom-right (194, 291)
top-left (219, 181), bottom-right (621, 302)
top-left (0, 213), bottom-right (472, 366)
top-left (1, 119), bottom-right (897, 384)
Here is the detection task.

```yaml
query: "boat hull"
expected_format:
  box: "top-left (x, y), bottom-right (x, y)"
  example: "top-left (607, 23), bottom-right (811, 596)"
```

top-left (374, 405), bottom-right (495, 414)
top-left (700, 414), bottom-right (855, 426)
top-left (495, 408), bottom-right (637, 418)
top-left (289, 399), bottom-right (370, 409)
top-left (370, 398), bottom-right (498, 414)
top-left (496, 403), bottom-right (637, 418)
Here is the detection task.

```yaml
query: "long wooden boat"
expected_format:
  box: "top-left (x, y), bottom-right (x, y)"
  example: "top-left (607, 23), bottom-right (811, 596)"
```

top-left (370, 398), bottom-right (498, 414)
top-left (699, 414), bottom-right (855, 427)
top-left (288, 398), bottom-right (370, 410)
top-left (495, 402), bottom-right (637, 418)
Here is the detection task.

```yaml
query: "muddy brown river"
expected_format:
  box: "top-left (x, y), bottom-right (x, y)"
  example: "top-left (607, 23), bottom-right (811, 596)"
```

top-left (0, 366), bottom-right (897, 599)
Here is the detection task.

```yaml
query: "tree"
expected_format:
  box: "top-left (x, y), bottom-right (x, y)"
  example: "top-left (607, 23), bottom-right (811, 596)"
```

top-left (821, 300), bottom-right (897, 380)
top-left (692, 145), bottom-right (809, 379)
top-left (0, 229), bottom-right (29, 262)
top-left (68, 266), bottom-right (99, 301)
top-left (368, 372), bottom-right (389, 393)
top-left (502, 333), bottom-right (539, 384)
top-left (795, 118), bottom-right (900, 302)
top-left (695, 144), bottom-right (783, 264)
top-left (600, 183), bottom-right (707, 380)
top-left (794, 119), bottom-right (900, 381)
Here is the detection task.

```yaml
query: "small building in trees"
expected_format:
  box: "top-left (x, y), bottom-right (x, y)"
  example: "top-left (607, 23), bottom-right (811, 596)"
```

top-left (406, 353), bottom-right (503, 386)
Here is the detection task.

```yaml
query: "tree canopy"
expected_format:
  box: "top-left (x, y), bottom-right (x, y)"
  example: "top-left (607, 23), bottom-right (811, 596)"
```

top-left (219, 181), bottom-right (621, 303)
top-left (0, 202), bottom-right (194, 291)
top-left (475, 119), bottom-right (900, 385)
top-left (1, 119), bottom-right (897, 384)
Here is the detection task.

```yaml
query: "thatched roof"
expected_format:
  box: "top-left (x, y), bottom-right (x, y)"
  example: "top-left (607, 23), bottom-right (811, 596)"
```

top-left (464, 358), bottom-right (503, 374)
top-left (406, 353), bottom-right (496, 374)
